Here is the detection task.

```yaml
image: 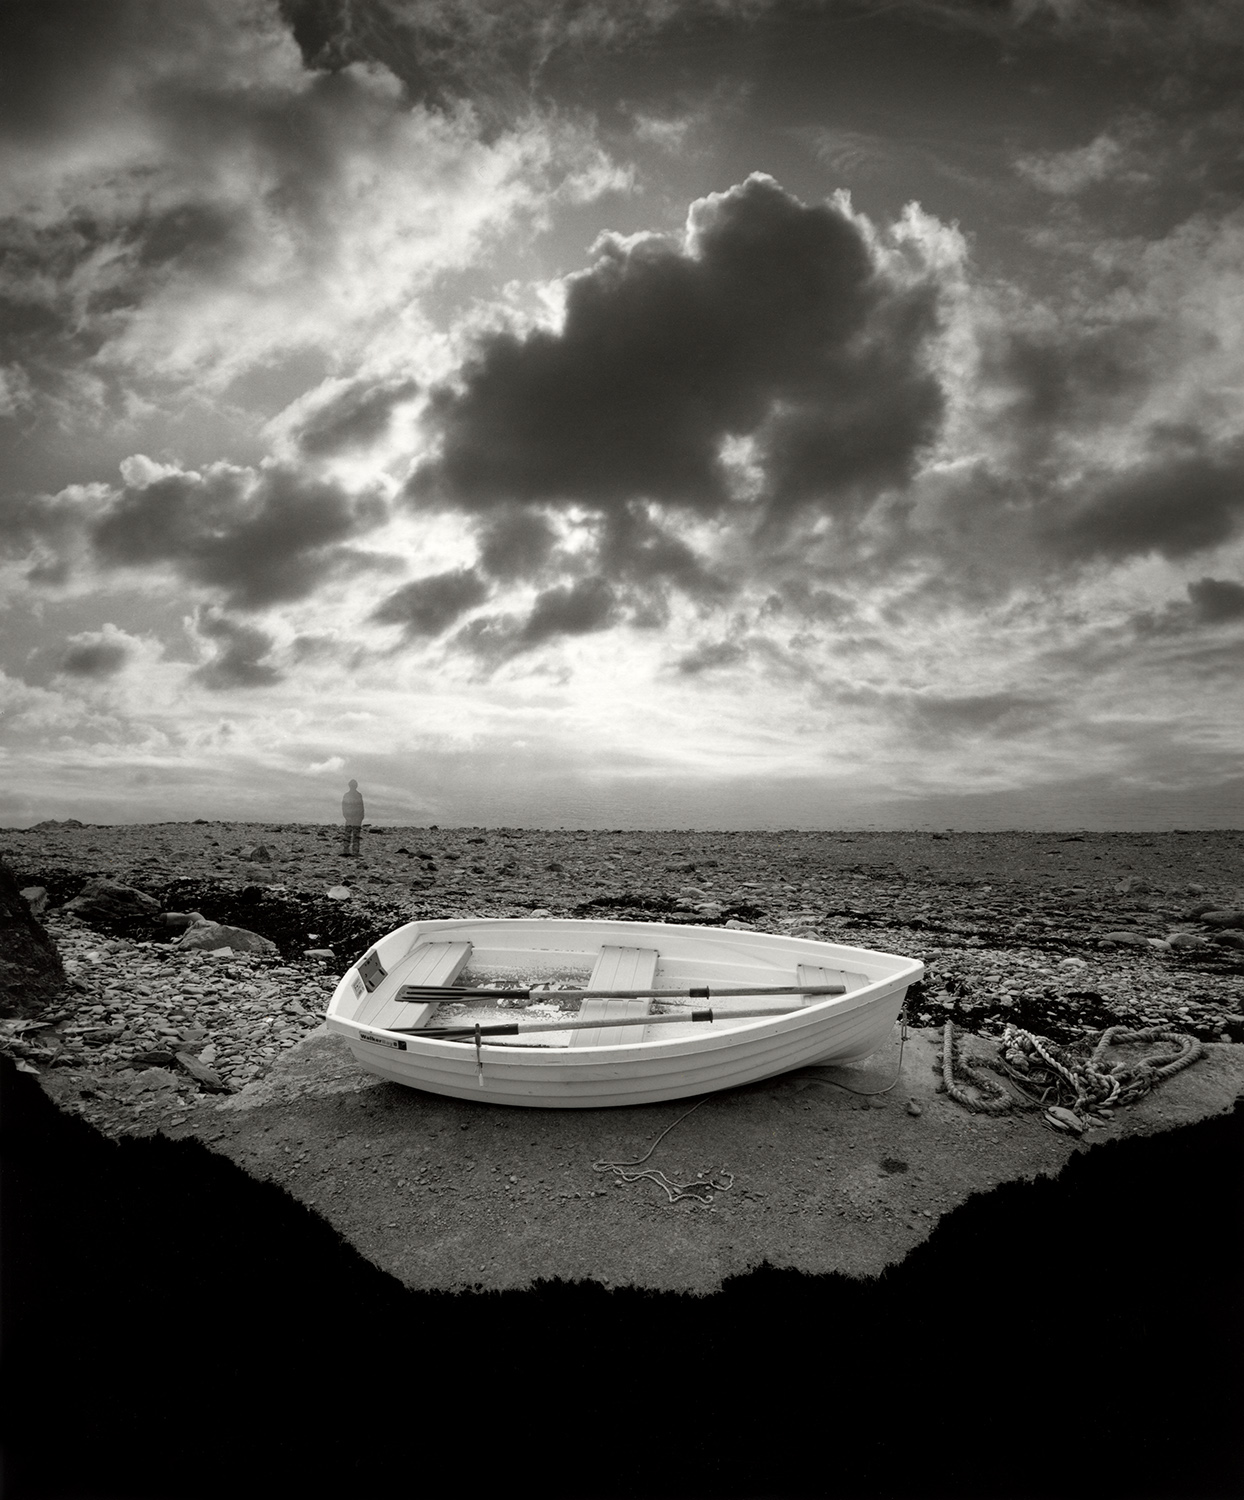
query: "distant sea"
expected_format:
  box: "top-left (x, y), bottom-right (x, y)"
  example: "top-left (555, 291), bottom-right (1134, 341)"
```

top-left (430, 776), bottom-right (1244, 832)
top-left (9, 776), bottom-right (1242, 833)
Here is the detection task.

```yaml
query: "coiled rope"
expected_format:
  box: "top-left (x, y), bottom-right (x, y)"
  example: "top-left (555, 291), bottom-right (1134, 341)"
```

top-left (944, 1020), bottom-right (1205, 1128)
top-left (1000, 1023), bottom-right (1203, 1116)
top-left (941, 1021), bottom-right (1012, 1114)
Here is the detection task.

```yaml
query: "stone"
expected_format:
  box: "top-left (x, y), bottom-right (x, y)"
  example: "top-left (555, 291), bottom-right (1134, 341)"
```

top-left (304, 948), bottom-right (336, 960)
top-left (529, 908), bottom-right (551, 918)
top-left (1113, 876), bottom-right (1152, 894)
top-left (174, 1051), bottom-right (230, 1092)
top-left (325, 886), bottom-right (352, 901)
top-left (1046, 1107), bottom-right (1085, 1134)
top-left (1099, 930), bottom-right (1151, 947)
top-left (131, 1049), bottom-right (178, 1068)
top-left (1184, 900), bottom-right (1220, 920)
top-left (159, 911), bottom-right (206, 929)
top-left (177, 922), bottom-right (278, 957)
top-left (242, 844), bottom-right (273, 861)
top-left (1201, 909), bottom-right (1244, 929)
top-left (1168, 932), bottom-right (1210, 950)
top-left (20, 886), bottom-right (48, 917)
top-left (0, 859), bottom-right (65, 1014)
top-left (1213, 930), bottom-right (1244, 951)
top-left (63, 878), bottom-right (160, 920)
top-left (130, 1067), bottom-right (180, 1092)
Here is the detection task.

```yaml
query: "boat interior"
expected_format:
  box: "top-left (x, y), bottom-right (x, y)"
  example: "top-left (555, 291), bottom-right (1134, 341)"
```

top-left (339, 929), bottom-right (874, 1046)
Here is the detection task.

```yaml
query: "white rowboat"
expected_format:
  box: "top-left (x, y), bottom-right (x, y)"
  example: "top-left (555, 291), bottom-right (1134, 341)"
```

top-left (324, 916), bottom-right (923, 1109)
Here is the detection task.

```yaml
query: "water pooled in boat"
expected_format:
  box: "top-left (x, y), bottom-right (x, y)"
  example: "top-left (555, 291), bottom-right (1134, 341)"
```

top-left (429, 961), bottom-right (593, 1046)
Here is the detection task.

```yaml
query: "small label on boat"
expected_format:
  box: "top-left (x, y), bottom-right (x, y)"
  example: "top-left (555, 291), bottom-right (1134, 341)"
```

top-left (358, 949), bottom-right (386, 993)
top-left (351, 975), bottom-right (365, 998)
top-left (357, 1030), bottom-right (406, 1051)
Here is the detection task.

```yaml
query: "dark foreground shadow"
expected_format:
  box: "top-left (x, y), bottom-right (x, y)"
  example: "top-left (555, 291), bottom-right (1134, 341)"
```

top-left (2, 1054), bottom-right (1241, 1500)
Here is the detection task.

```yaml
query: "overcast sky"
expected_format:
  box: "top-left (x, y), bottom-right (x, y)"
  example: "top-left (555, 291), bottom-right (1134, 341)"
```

top-left (2, 0), bottom-right (1242, 829)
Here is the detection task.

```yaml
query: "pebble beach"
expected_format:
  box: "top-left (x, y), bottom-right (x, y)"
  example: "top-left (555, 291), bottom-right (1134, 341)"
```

top-left (3, 820), bottom-right (1241, 1137)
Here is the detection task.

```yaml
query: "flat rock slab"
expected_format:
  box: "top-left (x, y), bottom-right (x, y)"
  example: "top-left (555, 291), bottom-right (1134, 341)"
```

top-left (160, 1026), bottom-right (1244, 1295)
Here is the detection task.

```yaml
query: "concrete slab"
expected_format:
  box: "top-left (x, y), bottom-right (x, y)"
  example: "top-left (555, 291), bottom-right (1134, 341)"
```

top-left (161, 1024), bottom-right (1244, 1294)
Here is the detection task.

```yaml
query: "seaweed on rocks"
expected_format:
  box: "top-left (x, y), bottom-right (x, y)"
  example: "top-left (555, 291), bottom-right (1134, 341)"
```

top-left (24, 875), bottom-right (413, 967)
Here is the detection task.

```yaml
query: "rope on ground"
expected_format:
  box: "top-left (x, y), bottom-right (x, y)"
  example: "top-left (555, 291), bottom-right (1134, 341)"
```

top-left (944, 1020), bottom-right (1205, 1131)
top-left (941, 1021), bottom-right (1013, 1114)
top-left (593, 1097), bottom-right (734, 1207)
top-left (1000, 1023), bottom-right (1204, 1127)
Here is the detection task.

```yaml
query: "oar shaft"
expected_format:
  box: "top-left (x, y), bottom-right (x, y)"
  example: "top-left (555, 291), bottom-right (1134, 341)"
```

top-left (392, 1005), bottom-right (806, 1038)
top-left (396, 982), bottom-right (845, 1004)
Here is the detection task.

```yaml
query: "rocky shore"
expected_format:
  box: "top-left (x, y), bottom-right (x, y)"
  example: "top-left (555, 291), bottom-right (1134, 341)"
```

top-left (2, 821), bottom-right (1241, 1138)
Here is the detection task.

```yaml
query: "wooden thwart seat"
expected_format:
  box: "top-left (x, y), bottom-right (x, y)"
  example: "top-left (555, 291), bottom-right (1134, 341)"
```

top-left (567, 945), bottom-right (660, 1047)
top-left (797, 962), bottom-right (868, 998)
top-left (357, 940), bottom-right (473, 1030)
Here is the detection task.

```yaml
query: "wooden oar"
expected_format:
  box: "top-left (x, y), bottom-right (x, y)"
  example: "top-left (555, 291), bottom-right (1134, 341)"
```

top-left (394, 982), bottom-right (845, 1005)
top-left (389, 1005), bottom-right (806, 1039)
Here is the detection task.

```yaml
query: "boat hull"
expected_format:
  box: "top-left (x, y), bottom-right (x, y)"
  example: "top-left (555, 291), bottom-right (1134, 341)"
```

top-left (324, 917), bottom-right (922, 1109)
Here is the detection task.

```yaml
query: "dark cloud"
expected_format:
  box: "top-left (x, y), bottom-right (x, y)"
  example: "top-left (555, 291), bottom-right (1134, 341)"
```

top-left (191, 609), bottom-right (282, 690)
top-left (289, 632), bottom-right (340, 660)
top-left (452, 574), bottom-right (617, 662)
top-left (1, 0), bottom-right (144, 142)
top-left (90, 463), bottom-right (388, 608)
top-left (371, 566), bottom-right (490, 637)
top-left (410, 174), bottom-right (944, 528)
top-left (675, 639), bottom-right (747, 674)
top-left (521, 575), bottom-right (616, 645)
top-left (986, 322), bottom-right (1155, 442)
top-left (595, 505), bottom-right (730, 601)
top-left (292, 377), bottom-right (420, 457)
top-left (475, 509), bottom-right (558, 581)
top-left (0, 489), bottom-right (83, 576)
top-left (778, 579), bottom-right (854, 621)
top-left (904, 692), bottom-right (1054, 736)
top-left (59, 634), bottom-right (130, 678)
top-left (279, 1), bottom-right (1244, 115)
top-left (1051, 430), bottom-right (1244, 563)
top-left (279, 0), bottom-right (781, 109)
top-left (1187, 576), bottom-right (1244, 623)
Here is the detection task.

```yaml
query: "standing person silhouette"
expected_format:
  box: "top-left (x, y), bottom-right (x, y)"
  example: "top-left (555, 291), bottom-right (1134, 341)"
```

top-left (341, 779), bottom-right (364, 857)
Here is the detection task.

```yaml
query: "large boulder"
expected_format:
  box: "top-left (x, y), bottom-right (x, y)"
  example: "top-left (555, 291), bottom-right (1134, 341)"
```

top-left (63, 878), bottom-right (160, 921)
top-left (177, 921), bottom-right (277, 957)
top-left (0, 858), bottom-right (65, 1015)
